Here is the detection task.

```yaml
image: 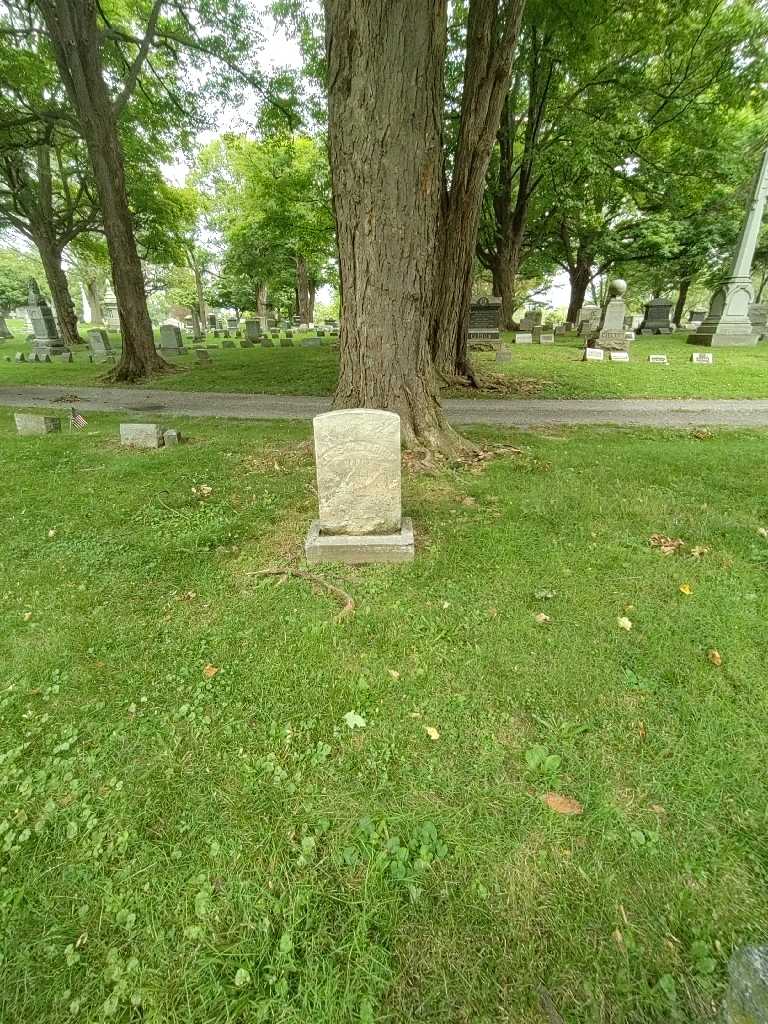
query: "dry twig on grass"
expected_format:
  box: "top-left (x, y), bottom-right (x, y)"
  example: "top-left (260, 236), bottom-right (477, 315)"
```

top-left (248, 569), bottom-right (355, 622)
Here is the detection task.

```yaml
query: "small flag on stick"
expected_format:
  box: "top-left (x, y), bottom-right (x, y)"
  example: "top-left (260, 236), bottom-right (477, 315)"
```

top-left (70, 407), bottom-right (87, 431)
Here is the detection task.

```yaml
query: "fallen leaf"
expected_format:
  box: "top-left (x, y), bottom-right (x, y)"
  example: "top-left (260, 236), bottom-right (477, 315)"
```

top-left (649, 534), bottom-right (685, 556)
top-left (542, 792), bottom-right (583, 816)
top-left (387, 669), bottom-right (401, 680)
top-left (617, 617), bottom-right (633, 631)
top-left (534, 612), bottom-right (551, 625)
top-left (22, 611), bottom-right (32, 622)
top-left (47, 529), bottom-right (56, 539)
top-left (758, 527), bottom-right (768, 539)
top-left (343, 711), bottom-right (366, 730)
top-left (424, 726), bottom-right (440, 741)
top-left (679, 584), bottom-right (693, 596)
top-left (638, 720), bottom-right (647, 741)
top-left (203, 664), bottom-right (220, 679)
top-left (707, 649), bottom-right (722, 667)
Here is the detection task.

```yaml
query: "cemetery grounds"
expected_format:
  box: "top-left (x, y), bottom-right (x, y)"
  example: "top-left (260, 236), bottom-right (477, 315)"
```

top-left (2, 404), bottom-right (768, 1023)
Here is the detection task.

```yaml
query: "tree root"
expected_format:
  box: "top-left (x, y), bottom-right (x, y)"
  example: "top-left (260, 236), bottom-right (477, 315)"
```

top-left (102, 357), bottom-right (178, 384)
top-left (248, 569), bottom-right (355, 622)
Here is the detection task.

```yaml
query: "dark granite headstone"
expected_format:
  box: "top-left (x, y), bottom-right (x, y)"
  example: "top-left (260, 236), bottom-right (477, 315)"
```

top-left (638, 298), bottom-right (674, 335)
top-left (27, 278), bottom-right (65, 356)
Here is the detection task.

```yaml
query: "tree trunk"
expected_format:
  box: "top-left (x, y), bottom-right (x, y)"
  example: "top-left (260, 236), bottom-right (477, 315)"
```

top-left (431, 0), bottom-right (525, 381)
top-left (308, 279), bottom-right (317, 323)
top-left (567, 261), bottom-right (592, 324)
top-left (36, 0), bottom-right (167, 382)
top-left (34, 234), bottom-right (82, 346)
top-left (296, 255), bottom-right (313, 324)
top-left (325, 0), bottom-right (464, 452)
top-left (192, 261), bottom-right (207, 328)
top-left (673, 277), bottom-right (691, 327)
top-left (256, 284), bottom-right (267, 318)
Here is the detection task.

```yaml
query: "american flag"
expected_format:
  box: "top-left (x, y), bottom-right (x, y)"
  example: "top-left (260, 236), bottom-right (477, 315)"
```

top-left (70, 407), bottom-right (87, 430)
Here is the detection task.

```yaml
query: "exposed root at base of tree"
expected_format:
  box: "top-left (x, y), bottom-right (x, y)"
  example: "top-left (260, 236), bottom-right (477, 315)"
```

top-left (248, 569), bottom-right (355, 622)
top-left (442, 372), bottom-right (553, 397)
top-left (403, 440), bottom-right (523, 475)
top-left (101, 358), bottom-right (178, 384)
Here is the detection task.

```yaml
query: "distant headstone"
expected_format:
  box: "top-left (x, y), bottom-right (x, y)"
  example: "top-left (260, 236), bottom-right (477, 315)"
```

top-left (0, 316), bottom-right (12, 339)
top-left (159, 324), bottom-right (186, 355)
top-left (87, 328), bottom-right (112, 360)
top-left (515, 332), bottom-right (533, 344)
top-left (691, 352), bottom-right (714, 364)
top-left (221, 339), bottom-right (236, 349)
top-left (163, 429), bottom-right (181, 447)
top-left (648, 354), bottom-right (669, 364)
top-left (590, 280), bottom-right (630, 351)
top-left (749, 302), bottom-right (768, 339)
top-left (227, 317), bottom-right (241, 337)
top-left (577, 304), bottom-right (600, 335)
top-left (245, 320), bottom-right (262, 341)
top-left (469, 296), bottom-right (502, 341)
top-left (240, 337), bottom-right (254, 349)
top-left (27, 278), bottom-right (65, 357)
top-left (724, 946), bottom-right (768, 1024)
top-left (302, 338), bottom-right (322, 348)
top-left (207, 313), bottom-right (217, 330)
top-left (261, 337), bottom-right (274, 348)
top-left (15, 413), bottom-right (61, 436)
top-left (14, 352), bottom-right (25, 362)
top-left (496, 347), bottom-right (512, 363)
top-left (539, 333), bottom-right (555, 345)
top-left (609, 350), bottom-right (630, 362)
top-left (280, 337), bottom-right (294, 347)
top-left (102, 285), bottom-right (120, 330)
top-left (195, 349), bottom-right (212, 365)
top-left (305, 410), bottom-right (414, 564)
top-left (120, 423), bottom-right (163, 448)
top-left (639, 297), bottom-right (674, 335)
top-left (583, 347), bottom-right (604, 362)
top-left (58, 351), bottom-right (74, 363)
top-left (687, 309), bottom-right (707, 327)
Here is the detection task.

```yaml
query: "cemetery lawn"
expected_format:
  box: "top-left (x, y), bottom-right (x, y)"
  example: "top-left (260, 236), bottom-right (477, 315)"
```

top-left (6, 320), bottom-right (768, 400)
top-left (3, 412), bottom-right (768, 1024)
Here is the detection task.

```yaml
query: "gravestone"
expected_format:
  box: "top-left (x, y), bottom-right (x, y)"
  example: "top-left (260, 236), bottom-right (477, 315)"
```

top-left (690, 148), bottom-right (768, 347)
top-left (120, 423), bottom-right (163, 448)
top-left (159, 324), bottom-right (187, 355)
top-left (27, 278), bottom-right (66, 357)
top-left (305, 409), bottom-right (415, 564)
top-left (539, 333), bottom-right (555, 345)
top-left (648, 354), bottom-right (669, 364)
top-left (240, 336), bottom-right (254, 349)
top-left (691, 352), bottom-right (714, 364)
top-left (280, 337), bottom-right (294, 348)
top-left (515, 332), bottom-right (533, 344)
top-left (609, 350), bottom-right (630, 362)
top-left (14, 352), bottom-right (25, 362)
top-left (590, 280), bottom-right (630, 351)
top-left (245, 320), bottom-right (262, 342)
top-left (227, 317), bottom-right (241, 337)
top-left (221, 339), bottom-right (236, 349)
top-left (261, 336), bottom-right (274, 348)
top-left (58, 351), bottom-right (74, 363)
top-left (196, 349), bottom-right (212, 365)
top-left (0, 316), bottom-right (12, 339)
top-left (207, 313), bottom-right (217, 331)
top-left (496, 347), bottom-right (512, 363)
top-left (15, 413), bottom-right (61, 436)
top-left (577, 304), bottom-right (600, 335)
top-left (102, 285), bottom-right (120, 330)
top-left (583, 347), bottom-right (604, 362)
top-left (302, 337), bottom-right (321, 348)
top-left (749, 303), bottom-right (768, 339)
top-left (163, 429), bottom-right (181, 447)
top-left (639, 297), bottom-right (674, 335)
top-left (687, 309), bottom-right (707, 328)
top-left (723, 946), bottom-right (768, 1024)
top-left (469, 296), bottom-right (502, 342)
top-left (519, 309), bottom-right (543, 332)
top-left (87, 328), bottom-right (113, 361)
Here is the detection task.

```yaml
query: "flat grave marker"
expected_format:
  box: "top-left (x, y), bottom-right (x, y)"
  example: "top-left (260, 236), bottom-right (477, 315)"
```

top-left (583, 347), bottom-right (605, 362)
top-left (691, 353), bottom-right (714, 365)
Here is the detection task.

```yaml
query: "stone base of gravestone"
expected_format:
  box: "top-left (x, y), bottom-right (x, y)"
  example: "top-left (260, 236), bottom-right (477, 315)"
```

top-left (515, 333), bottom-right (533, 344)
top-left (261, 338), bottom-right (274, 348)
top-left (15, 413), bottom-right (61, 436)
top-left (221, 340), bottom-right (235, 349)
top-left (58, 352), bottom-right (74, 363)
top-left (723, 947), bottom-right (768, 1023)
top-left (280, 338), bottom-right (294, 347)
top-left (240, 338), bottom-right (253, 349)
top-left (305, 518), bottom-right (415, 565)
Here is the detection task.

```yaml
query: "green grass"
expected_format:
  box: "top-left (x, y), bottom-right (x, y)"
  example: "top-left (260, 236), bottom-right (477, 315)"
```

top-left (2, 410), bottom-right (768, 1022)
top-left (4, 320), bottom-right (768, 399)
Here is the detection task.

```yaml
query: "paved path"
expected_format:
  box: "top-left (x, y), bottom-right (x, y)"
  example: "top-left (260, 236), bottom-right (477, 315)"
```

top-left (2, 384), bottom-right (768, 428)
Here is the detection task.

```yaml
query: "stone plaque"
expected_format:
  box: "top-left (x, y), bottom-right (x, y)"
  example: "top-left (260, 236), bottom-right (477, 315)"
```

top-left (610, 351), bottom-right (630, 362)
top-left (515, 332), bottom-right (533, 344)
top-left (583, 347), bottom-right (604, 361)
top-left (15, 413), bottom-right (61, 436)
top-left (691, 353), bottom-right (714, 364)
top-left (539, 333), bottom-right (555, 345)
top-left (496, 348), bottom-right (512, 363)
top-left (120, 423), bottom-right (164, 448)
top-left (648, 354), bottom-right (669, 364)
top-left (313, 409), bottom-right (401, 536)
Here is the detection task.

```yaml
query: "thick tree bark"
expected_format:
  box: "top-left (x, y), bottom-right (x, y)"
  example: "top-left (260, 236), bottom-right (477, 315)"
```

top-left (35, 235), bottom-right (82, 346)
top-left (325, 0), bottom-right (465, 451)
top-left (36, 0), bottom-right (167, 382)
top-left (673, 277), bottom-right (690, 327)
top-left (255, 284), bottom-right (268, 318)
top-left (566, 261), bottom-right (592, 325)
top-left (431, 0), bottom-right (525, 381)
top-left (296, 255), bottom-right (313, 324)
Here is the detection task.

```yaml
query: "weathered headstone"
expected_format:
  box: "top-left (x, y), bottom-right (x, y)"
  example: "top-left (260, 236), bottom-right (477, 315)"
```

top-left (515, 332), bottom-right (533, 344)
top-left (539, 333), bottom-right (555, 345)
top-left (724, 946), bottom-right (768, 1024)
top-left (158, 324), bottom-right (187, 355)
top-left (583, 347), bottom-right (605, 362)
top-left (163, 429), bottom-right (181, 447)
top-left (280, 337), bottom-right (294, 348)
top-left (87, 328), bottom-right (112, 361)
top-left (102, 285), bottom-right (120, 330)
top-left (195, 349), bottom-right (212, 365)
top-left (302, 338), bottom-right (321, 348)
top-left (15, 413), bottom-right (61, 436)
top-left (240, 336), bottom-right (254, 349)
top-left (221, 339), bottom-right (236, 349)
top-left (469, 296), bottom-right (502, 342)
top-left (27, 278), bottom-right (65, 357)
top-left (687, 309), bottom-right (707, 328)
top-left (245, 320), bottom-right (262, 342)
top-left (648, 354), bottom-right (669, 364)
top-left (0, 316), bottom-right (12, 339)
top-left (120, 423), bottom-right (164, 448)
top-left (227, 317), bottom-right (241, 337)
top-left (577, 304), bottom-right (600, 335)
top-left (589, 280), bottom-right (630, 351)
top-left (690, 148), bottom-right (768, 347)
top-left (639, 297), bottom-right (674, 335)
top-left (261, 336), bottom-right (274, 348)
top-left (749, 303), bottom-right (768, 339)
top-left (691, 352), bottom-right (714, 364)
top-left (609, 350), bottom-right (630, 362)
top-left (305, 409), bottom-right (414, 564)
top-left (496, 347), bottom-right (512, 363)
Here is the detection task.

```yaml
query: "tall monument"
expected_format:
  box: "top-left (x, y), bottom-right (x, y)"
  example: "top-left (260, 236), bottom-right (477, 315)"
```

top-left (689, 148), bottom-right (768, 347)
